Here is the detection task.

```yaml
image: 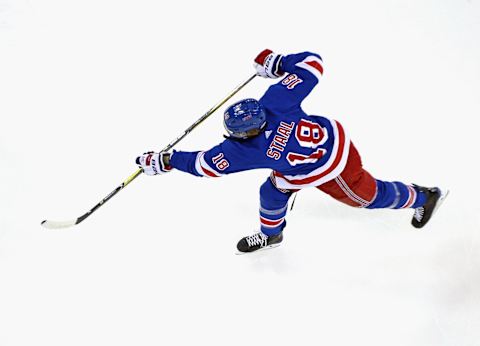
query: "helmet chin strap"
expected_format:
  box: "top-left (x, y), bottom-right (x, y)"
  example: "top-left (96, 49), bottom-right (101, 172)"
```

top-left (248, 121), bottom-right (268, 137)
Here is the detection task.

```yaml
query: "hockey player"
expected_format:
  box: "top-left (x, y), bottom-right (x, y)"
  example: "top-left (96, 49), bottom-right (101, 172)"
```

top-left (136, 49), bottom-right (448, 253)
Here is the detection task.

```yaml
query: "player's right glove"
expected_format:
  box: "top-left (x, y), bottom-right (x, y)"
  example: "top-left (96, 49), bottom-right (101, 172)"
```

top-left (136, 152), bottom-right (172, 176)
top-left (254, 49), bottom-right (284, 79)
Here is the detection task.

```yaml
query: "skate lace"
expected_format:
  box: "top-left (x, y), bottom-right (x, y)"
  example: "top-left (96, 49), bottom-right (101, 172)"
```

top-left (414, 207), bottom-right (425, 222)
top-left (245, 232), bottom-right (268, 247)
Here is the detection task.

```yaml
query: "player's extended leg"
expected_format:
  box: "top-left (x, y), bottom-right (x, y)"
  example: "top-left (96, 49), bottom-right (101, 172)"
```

top-left (367, 181), bottom-right (448, 228)
top-left (236, 175), bottom-right (294, 253)
top-left (317, 144), bottom-right (447, 228)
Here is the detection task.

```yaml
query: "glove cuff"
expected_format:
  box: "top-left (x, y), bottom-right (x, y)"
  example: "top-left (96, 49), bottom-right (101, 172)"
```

top-left (160, 153), bottom-right (172, 172)
top-left (264, 52), bottom-right (284, 78)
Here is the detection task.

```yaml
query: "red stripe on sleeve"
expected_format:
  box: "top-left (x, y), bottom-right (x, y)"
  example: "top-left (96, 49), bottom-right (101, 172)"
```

top-left (305, 60), bottom-right (324, 75)
top-left (201, 166), bottom-right (219, 178)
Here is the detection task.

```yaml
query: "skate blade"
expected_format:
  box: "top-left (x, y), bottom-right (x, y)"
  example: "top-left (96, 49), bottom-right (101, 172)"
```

top-left (432, 188), bottom-right (449, 216)
top-left (235, 243), bottom-right (282, 255)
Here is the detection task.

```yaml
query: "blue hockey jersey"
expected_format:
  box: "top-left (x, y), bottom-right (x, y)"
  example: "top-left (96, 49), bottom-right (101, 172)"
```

top-left (170, 52), bottom-right (351, 190)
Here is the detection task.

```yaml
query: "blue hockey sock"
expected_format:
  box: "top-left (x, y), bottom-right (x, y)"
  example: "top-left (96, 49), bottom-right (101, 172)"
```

top-left (367, 180), bottom-right (426, 209)
top-left (259, 178), bottom-right (292, 236)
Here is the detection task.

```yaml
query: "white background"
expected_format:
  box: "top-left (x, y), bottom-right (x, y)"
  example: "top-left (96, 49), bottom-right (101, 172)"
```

top-left (1, 0), bottom-right (479, 345)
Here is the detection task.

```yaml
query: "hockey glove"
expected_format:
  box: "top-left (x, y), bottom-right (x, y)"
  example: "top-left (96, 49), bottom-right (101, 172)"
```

top-left (136, 152), bottom-right (172, 176)
top-left (254, 49), bottom-right (284, 78)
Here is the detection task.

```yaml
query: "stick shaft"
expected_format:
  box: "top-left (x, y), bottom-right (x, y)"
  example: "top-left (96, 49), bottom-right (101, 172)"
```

top-left (74, 168), bottom-right (143, 225)
top-left (160, 73), bottom-right (257, 152)
top-left (45, 73), bottom-right (257, 228)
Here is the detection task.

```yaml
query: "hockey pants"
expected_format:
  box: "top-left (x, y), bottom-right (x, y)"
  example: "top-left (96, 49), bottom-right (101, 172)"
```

top-left (259, 144), bottom-right (427, 236)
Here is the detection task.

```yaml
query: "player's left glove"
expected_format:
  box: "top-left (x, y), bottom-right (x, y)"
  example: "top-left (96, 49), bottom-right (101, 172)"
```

top-left (254, 49), bottom-right (284, 79)
top-left (136, 152), bottom-right (172, 176)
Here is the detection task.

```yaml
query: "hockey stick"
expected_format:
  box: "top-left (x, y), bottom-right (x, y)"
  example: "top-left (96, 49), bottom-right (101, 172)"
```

top-left (41, 73), bottom-right (257, 229)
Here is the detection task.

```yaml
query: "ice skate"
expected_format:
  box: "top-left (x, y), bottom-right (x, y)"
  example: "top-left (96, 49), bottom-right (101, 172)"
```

top-left (236, 231), bottom-right (283, 254)
top-left (411, 185), bottom-right (449, 228)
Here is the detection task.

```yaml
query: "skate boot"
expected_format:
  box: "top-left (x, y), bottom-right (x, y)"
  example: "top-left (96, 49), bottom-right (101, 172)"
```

top-left (236, 231), bottom-right (283, 253)
top-left (411, 185), bottom-right (449, 228)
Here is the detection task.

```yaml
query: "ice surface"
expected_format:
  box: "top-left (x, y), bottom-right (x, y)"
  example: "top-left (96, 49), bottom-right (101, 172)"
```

top-left (1, 0), bottom-right (479, 345)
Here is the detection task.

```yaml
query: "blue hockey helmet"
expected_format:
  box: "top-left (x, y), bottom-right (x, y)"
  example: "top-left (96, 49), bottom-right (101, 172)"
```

top-left (223, 98), bottom-right (267, 139)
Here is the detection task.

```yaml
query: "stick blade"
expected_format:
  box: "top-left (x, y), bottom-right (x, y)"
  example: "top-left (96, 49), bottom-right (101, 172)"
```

top-left (41, 219), bottom-right (77, 230)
